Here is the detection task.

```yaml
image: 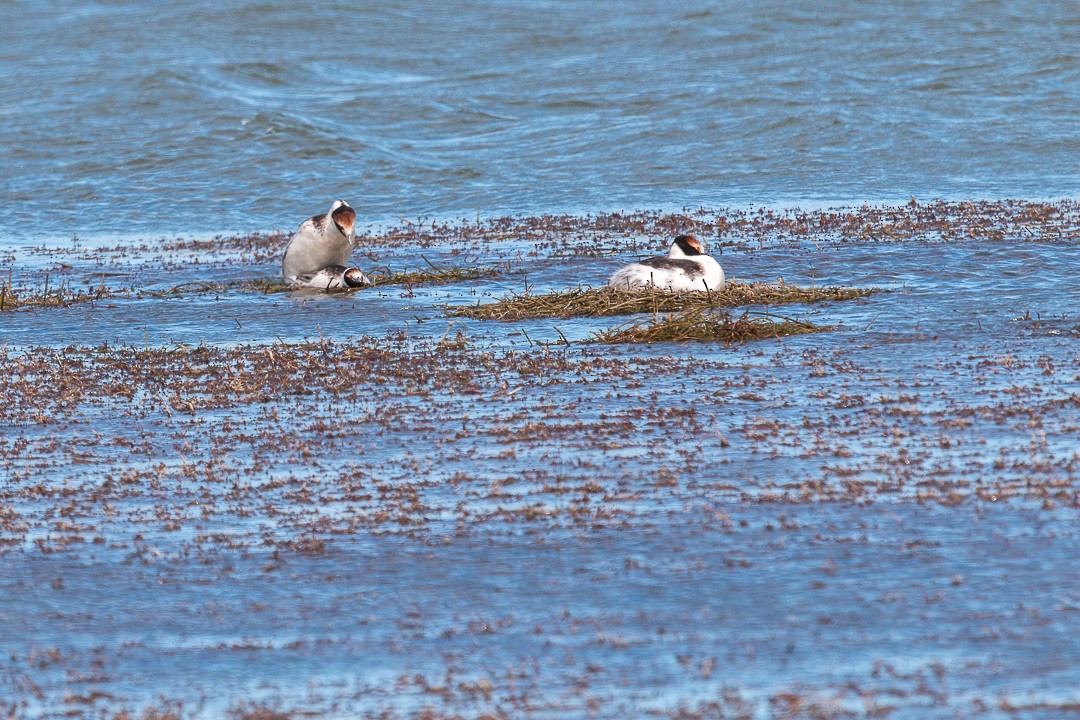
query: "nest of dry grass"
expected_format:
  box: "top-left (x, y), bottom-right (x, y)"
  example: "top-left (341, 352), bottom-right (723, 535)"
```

top-left (143, 279), bottom-right (285, 298)
top-left (144, 265), bottom-right (501, 298)
top-left (592, 308), bottom-right (827, 344)
top-left (447, 282), bottom-right (871, 321)
top-left (366, 264), bottom-right (499, 288)
top-left (3, 262), bottom-right (500, 308)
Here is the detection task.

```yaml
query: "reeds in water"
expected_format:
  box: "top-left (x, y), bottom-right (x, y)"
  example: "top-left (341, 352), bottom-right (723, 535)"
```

top-left (147, 264), bottom-right (502, 298)
top-left (0, 275), bottom-right (114, 310)
top-left (592, 308), bottom-right (826, 344)
top-left (448, 282), bottom-right (872, 321)
top-left (367, 264), bottom-right (499, 288)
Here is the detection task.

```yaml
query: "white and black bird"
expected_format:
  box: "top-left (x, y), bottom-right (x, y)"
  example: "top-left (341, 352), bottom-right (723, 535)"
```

top-left (608, 234), bottom-right (725, 292)
top-left (282, 200), bottom-right (369, 288)
top-left (296, 265), bottom-right (371, 290)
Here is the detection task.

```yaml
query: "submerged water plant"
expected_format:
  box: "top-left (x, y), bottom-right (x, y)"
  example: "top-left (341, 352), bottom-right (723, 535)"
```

top-left (591, 308), bottom-right (827, 344)
top-left (145, 264), bottom-right (502, 298)
top-left (366, 264), bottom-right (500, 288)
top-left (0, 276), bottom-right (116, 310)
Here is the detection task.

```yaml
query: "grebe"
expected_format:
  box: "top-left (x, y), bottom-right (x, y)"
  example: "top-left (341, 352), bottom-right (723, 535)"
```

top-left (609, 234), bottom-right (725, 292)
top-left (282, 200), bottom-right (360, 287)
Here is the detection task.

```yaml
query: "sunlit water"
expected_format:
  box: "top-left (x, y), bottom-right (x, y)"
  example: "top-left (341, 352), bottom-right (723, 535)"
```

top-left (1, 0), bottom-right (1079, 242)
top-left (2, 1), bottom-right (1080, 718)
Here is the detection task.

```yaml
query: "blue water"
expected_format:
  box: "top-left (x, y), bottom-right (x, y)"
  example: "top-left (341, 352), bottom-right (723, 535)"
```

top-left (3, 3), bottom-right (1080, 718)
top-left (2, 0), bottom-right (1078, 242)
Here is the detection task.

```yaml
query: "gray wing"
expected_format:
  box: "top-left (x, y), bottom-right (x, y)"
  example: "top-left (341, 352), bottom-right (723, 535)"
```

top-left (638, 257), bottom-right (705, 279)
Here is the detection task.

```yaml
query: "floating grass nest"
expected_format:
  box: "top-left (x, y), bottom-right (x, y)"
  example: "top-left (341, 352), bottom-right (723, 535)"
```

top-left (144, 279), bottom-right (288, 297)
top-left (144, 265), bottom-right (502, 298)
top-left (448, 281), bottom-right (872, 321)
top-left (592, 308), bottom-right (828, 344)
top-left (4, 263), bottom-right (501, 307)
top-left (366, 264), bottom-right (500, 288)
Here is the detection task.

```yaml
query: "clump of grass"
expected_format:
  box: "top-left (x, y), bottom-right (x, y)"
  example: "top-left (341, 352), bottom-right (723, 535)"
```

top-left (0, 276), bottom-right (116, 310)
top-left (2, 262), bottom-right (498, 306)
top-left (146, 262), bottom-right (501, 298)
top-left (592, 308), bottom-right (828, 344)
top-left (367, 264), bottom-right (499, 288)
top-left (145, 279), bottom-right (291, 298)
top-left (448, 281), bottom-right (872, 321)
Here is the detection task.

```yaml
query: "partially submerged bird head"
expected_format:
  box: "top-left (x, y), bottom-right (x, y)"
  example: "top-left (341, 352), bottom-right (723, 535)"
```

top-left (342, 267), bottom-right (371, 288)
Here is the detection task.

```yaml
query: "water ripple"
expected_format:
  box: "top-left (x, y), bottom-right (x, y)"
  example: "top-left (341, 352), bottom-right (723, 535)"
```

top-left (1, 0), bottom-right (1078, 241)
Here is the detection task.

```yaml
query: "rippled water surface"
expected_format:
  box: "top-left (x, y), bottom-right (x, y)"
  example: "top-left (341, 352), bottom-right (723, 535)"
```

top-left (2, 2), bottom-right (1080, 719)
top-left (2, 0), bottom-right (1079, 240)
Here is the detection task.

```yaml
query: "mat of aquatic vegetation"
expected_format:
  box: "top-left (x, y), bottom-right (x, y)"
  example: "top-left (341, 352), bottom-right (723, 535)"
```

top-left (1, 201), bottom-right (1079, 719)
top-left (446, 283), bottom-right (873, 322)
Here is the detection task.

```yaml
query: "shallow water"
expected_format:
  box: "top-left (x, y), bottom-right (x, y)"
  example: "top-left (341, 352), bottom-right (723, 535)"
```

top-left (2, 216), bottom-right (1080, 717)
top-left (3, 1), bottom-right (1080, 717)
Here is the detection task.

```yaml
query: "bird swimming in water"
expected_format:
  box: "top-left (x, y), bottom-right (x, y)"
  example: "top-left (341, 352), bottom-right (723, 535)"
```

top-left (608, 234), bottom-right (725, 292)
top-left (282, 200), bottom-right (369, 288)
